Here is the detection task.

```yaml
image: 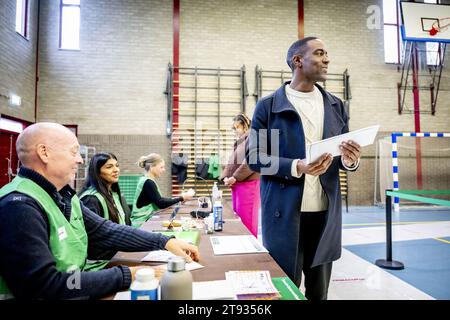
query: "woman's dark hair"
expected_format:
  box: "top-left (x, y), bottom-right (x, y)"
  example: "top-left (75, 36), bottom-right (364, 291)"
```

top-left (80, 152), bottom-right (123, 224)
top-left (232, 113), bottom-right (251, 130)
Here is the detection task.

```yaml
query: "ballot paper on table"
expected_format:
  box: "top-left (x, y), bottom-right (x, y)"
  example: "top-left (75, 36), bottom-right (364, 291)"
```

top-left (210, 235), bottom-right (268, 255)
top-left (225, 270), bottom-right (280, 300)
top-left (141, 250), bottom-right (176, 262)
top-left (141, 251), bottom-right (204, 271)
top-left (141, 250), bottom-right (205, 271)
top-left (305, 125), bottom-right (379, 164)
top-left (192, 280), bottom-right (235, 300)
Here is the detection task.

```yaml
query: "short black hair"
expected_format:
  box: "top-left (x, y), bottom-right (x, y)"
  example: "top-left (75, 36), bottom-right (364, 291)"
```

top-left (286, 36), bottom-right (318, 71)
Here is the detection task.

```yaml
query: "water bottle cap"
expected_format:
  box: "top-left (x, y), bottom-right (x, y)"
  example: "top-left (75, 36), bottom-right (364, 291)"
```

top-left (135, 268), bottom-right (155, 282)
top-left (167, 256), bottom-right (186, 272)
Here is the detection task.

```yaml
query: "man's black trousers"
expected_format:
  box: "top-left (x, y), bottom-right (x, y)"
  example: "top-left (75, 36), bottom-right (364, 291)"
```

top-left (294, 210), bottom-right (333, 300)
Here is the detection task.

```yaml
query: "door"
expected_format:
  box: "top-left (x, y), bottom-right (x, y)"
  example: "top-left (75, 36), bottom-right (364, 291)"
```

top-left (0, 131), bottom-right (20, 188)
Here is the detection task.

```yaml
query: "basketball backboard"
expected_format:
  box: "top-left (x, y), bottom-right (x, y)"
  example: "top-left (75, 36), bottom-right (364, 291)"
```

top-left (400, 1), bottom-right (450, 42)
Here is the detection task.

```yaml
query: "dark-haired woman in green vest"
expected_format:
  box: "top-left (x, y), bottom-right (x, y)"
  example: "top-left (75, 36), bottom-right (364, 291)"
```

top-left (79, 152), bottom-right (130, 270)
top-left (131, 153), bottom-right (195, 228)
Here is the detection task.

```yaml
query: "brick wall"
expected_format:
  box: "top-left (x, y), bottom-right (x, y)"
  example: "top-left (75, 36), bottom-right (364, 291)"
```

top-left (37, 0), bottom-right (173, 195)
top-left (2, 0), bottom-right (449, 204)
top-left (180, 0), bottom-right (298, 117)
top-left (77, 134), bottom-right (171, 195)
top-left (37, 0), bottom-right (172, 135)
top-left (0, 0), bottom-right (38, 121)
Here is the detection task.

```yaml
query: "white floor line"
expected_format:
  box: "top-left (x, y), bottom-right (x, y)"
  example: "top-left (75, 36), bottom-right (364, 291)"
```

top-left (342, 221), bottom-right (450, 246)
top-left (326, 248), bottom-right (435, 300)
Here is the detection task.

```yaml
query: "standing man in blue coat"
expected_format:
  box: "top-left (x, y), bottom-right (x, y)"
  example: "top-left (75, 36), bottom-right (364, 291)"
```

top-left (248, 37), bottom-right (361, 300)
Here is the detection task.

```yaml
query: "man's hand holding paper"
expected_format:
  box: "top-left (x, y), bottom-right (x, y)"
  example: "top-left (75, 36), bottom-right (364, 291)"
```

top-left (340, 140), bottom-right (361, 167)
top-left (305, 125), bottom-right (379, 164)
top-left (296, 153), bottom-right (333, 177)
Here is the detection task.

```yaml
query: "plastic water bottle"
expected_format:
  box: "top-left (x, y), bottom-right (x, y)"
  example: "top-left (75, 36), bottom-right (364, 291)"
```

top-left (213, 200), bottom-right (223, 231)
top-left (130, 268), bottom-right (159, 300)
top-left (211, 181), bottom-right (219, 203)
top-left (204, 214), bottom-right (214, 234)
top-left (160, 256), bottom-right (193, 300)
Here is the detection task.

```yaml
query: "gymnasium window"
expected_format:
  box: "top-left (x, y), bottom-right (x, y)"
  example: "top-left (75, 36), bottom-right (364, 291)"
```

top-left (15, 0), bottom-right (29, 38)
top-left (59, 0), bottom-right (80, 50)
top-left (383, 0), bottom-right (402, 64)
top-left (383, 0), bottom-right (441, 66)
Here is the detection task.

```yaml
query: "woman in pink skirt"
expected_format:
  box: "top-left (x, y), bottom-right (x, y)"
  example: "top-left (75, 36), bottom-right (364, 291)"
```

top-left (220, 113), bottom-right (260, 237)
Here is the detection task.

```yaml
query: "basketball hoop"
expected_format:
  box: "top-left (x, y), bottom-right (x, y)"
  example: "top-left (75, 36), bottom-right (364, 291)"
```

top-left (429, 18), bottom-right (450, 36)
top-left (398, 1), bottom-right (448, 116)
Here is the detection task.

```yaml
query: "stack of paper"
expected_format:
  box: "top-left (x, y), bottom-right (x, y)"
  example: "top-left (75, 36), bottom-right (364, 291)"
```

top-left (225, 270), bottom-right (280, 300)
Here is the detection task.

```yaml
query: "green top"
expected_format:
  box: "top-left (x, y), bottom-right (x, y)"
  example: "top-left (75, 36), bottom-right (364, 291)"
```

top-left (80, 187), bottom-right (126, 225)
top-left (79, 187), bottom-right (127, 271)
top-left (208, 154), bottom-right (221, 179)
top-left (0, 176), bottom-right (88, 299)
top-left (131, 176), bottom-right (161, 228)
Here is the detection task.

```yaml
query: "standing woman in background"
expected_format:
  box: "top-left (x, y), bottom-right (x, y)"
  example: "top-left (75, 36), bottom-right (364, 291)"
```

top-left (79, 152), bottom-right (131, 270)
top-left (131, 153), bottom-right (194, 228)
top-left (220, 113), bottom-right (260, 237)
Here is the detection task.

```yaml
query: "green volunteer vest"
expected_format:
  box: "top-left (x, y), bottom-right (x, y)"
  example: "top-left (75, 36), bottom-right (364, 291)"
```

top-left (80, 187), bottom-right (126, 225)
top-left (131, 176), bottom-right (160, 228)
top-left (80, 187), bottom-right (126, 271)
top-left (0, 176), bottom-right (88, 299)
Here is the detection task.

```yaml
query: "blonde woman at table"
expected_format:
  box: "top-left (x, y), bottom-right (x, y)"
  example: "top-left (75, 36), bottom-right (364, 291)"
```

top-left (220, 113), bottom-right (260, 237)
top-left (131, 153), bottom-right (195, 228)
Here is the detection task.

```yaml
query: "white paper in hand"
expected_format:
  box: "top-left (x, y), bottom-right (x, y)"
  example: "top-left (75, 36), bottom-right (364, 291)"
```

top-left (305, 125), bottom-right (379, 164)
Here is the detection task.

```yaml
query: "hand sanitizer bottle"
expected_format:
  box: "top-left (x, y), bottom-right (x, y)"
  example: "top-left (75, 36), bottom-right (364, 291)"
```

top-left (212, 181), bottom-right (219, 204)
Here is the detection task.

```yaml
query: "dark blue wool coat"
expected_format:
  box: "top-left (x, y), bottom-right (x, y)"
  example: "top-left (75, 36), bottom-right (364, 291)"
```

top-left (248, 82), bottom-right (356, 282)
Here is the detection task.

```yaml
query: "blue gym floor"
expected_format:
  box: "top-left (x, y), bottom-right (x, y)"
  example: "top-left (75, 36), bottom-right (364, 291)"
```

top-left (341, 206), bottom-right (450, 300)
top-left (345, 237), bottom-right (450, 300)
top-left (258, 205), bottom-right (449, 299)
